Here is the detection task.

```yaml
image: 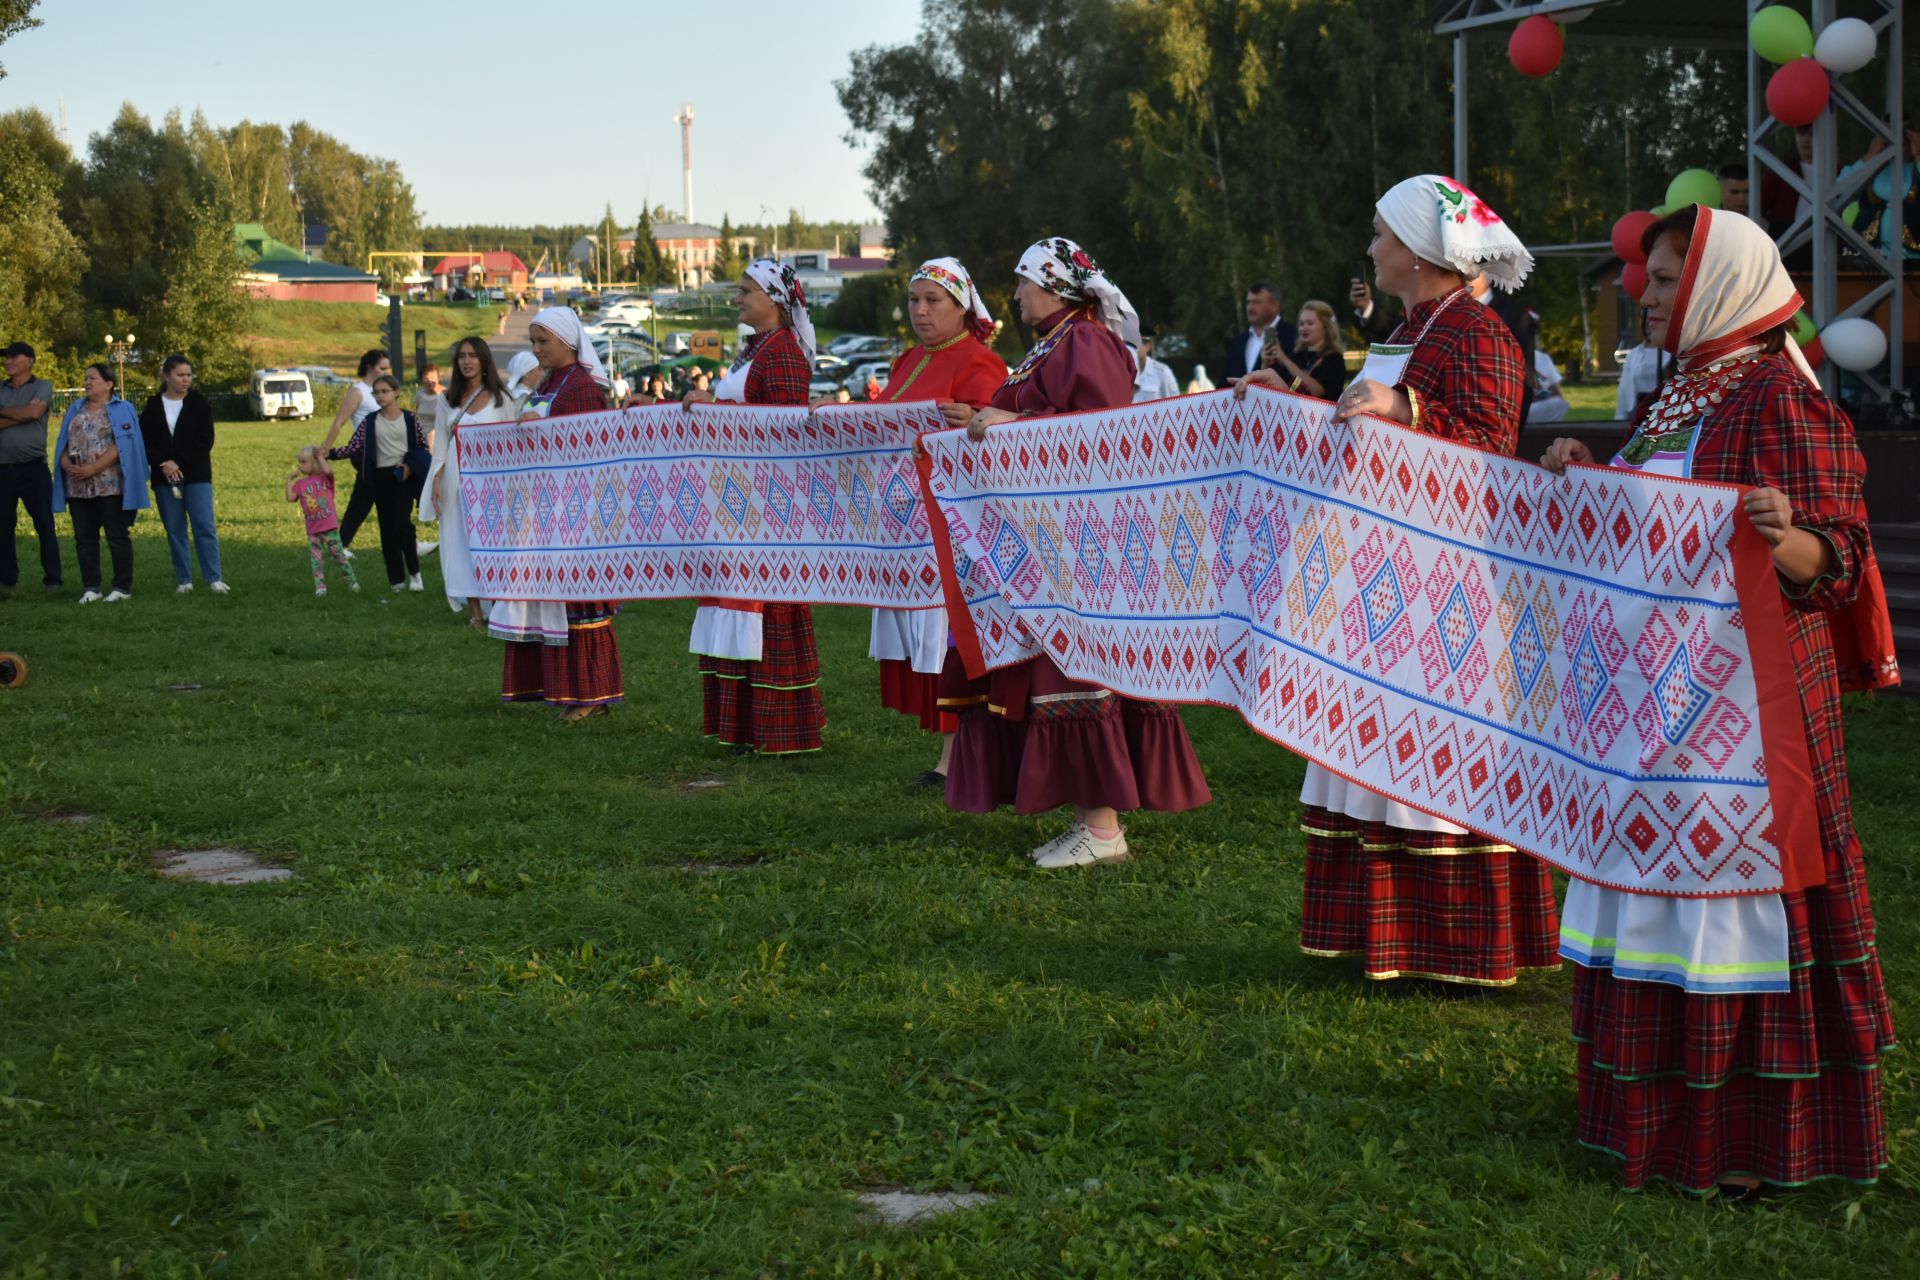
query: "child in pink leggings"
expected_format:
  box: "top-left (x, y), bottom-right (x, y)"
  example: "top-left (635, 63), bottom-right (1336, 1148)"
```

top-left (286, 446), bottom-right (359, 596)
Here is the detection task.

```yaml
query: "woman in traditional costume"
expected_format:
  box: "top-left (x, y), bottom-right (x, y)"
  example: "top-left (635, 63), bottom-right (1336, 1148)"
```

top-left (686, 259), bottom-right (824, 754)
top-left (1540, 205), bottom-right (1897, 1197)
top-left (866, 258), bottom-right (1008, 786)
top-left (494, 308), bottom-right (625, 721)
top-left (1240, 174), bottom-right (1553, 989)
top-left (938, 238), bottom-right (1212, 869)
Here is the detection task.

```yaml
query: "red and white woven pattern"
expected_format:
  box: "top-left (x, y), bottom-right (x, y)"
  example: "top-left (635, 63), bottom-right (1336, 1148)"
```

top-left (459, 401), bottom-right (947, 607)
top-left (921, 387), bottom-right (1821, 899)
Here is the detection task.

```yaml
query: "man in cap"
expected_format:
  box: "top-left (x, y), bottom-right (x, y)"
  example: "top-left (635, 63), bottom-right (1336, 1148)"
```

top-left (0, 341), bottom-right (62, 590)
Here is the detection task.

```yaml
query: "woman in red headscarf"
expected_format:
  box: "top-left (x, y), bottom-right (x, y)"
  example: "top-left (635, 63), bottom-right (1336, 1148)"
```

top-left (1540, 204), bottom-right (1897, 1198)
top-left (862, 257), bottom-right (1008, 786)
top-left (686, 259), bottom-right (825, 754)
top-left (938, 238), bottom-right (1211, 869)
top-left (1242, 174), bottom-right (1552, 991)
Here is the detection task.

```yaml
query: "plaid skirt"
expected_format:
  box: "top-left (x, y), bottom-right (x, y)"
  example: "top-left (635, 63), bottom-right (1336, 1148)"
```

top-left (1570, 837), bottom-right (1895, 1191)
top-left (700, 603), bottom-right (824, 754)
top-left (500, 603), bottom-right (624, 708)
top-left (1299, 807), bottom-right (1561, 986)
top-left (879, 658), bottom-right (954, 734)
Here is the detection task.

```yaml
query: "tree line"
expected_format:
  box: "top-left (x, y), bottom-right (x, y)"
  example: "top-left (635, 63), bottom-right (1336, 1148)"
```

top-left (838, 0), bottom-right (1769, 366)
top-left (0, 102), bottom-right (421, 389)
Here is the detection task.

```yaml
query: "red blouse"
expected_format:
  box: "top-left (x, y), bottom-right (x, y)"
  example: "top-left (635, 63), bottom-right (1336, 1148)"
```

top-left (882, 334), bottom-right (1008, 408)
top-left (991, 306), bottom-right (1135, 416)
top-left (1391, 291), bottom-right (1525, 454)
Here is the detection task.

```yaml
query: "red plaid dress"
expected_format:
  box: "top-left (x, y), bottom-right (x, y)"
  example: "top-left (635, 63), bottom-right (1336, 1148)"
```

top-left (499, 365), bottom-right (625, 709)
top-left (1298, 290), bottom-right (1561, 986)
top-left (1572, 354), bottom-right (1895, 1191)
top-left (699, 327), bottom-right (826, 754)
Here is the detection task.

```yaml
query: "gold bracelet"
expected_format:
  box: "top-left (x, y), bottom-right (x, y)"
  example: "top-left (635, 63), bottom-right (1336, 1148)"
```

top-left (1404, 387), bottom-right (1423, 431)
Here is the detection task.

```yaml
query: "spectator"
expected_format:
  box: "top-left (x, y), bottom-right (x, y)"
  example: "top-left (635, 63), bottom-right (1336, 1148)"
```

top-left (415, 363), bottom-right (445, 450)
top-left (52, 363), bottom-right (149, 604)
top-left (1221, 280), bottom-right (1298, 383)
top-left (503, 351), bottom-right (541, 414)
top-left (1759, 124), bottom-right (1817, 239)
top-left (1262, 300), bottom-right (1348, 400)
top-left (1842, 120), bottom-right (1918, 262)
top-left (0, 341), bottom-right (61, 591)
top-left (1526, 349), bottom-right (1571, 424)
top-left (1349, 274), bottom-right (1398, 343)
top-left (1616, 311), bottom-right (1666, 421)
top-left (833, 385), bottom-right (853, 403)
top-left (865, 373), bottom-right (883, 400)
top-left (690, 369), bottom-right (711, 395)
top-left (646, 374), bottom-right (669, 401)
top-left (610, 369), bottom-right (631, 401)
top-left (286, 445), bottom-right (358, 596)
top-left (1131, 325), bottom-right (1181, 402)
top-left (327, 374), bottom-right (430, 592)
top-left (1718, 162), bottom-right (1751, 217)
top-left (1185, 363), bottom-right (1216, 394)
top-left (137, 354), bottom-right (227, 595)
top-left (326, 348), bottom-right (392, 551)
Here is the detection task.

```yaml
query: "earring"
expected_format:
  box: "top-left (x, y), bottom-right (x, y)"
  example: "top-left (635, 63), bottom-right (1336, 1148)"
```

top-left (1413, 261), bottom-right (1421, 272)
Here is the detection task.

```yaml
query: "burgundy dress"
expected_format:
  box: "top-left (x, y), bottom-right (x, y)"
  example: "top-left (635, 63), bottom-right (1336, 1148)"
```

top-left (938, 305), bottom-right (1212, 816)
top-left (1297, 290), bottom-right (1560, 986)
top-left (500, 365), bottom-right (624, 709)
top-left (697, 327), bottom-right (826, 754)
top-left (1572, 354), bottom-right (1895, 1190)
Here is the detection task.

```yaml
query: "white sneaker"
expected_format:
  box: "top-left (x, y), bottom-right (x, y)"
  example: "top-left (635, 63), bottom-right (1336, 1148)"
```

top-left (175, 583), bottom-right (194, 594)
top-left (341, 547), bottom-right (356, 561)
top-left (417, 541), bottom-right (438, 557)
top-left (391, 581), bottom-right (407, 592)
top-left (1033, 826), bottom-right (1130, 869)
top-left (315, 586), bottom-right (328, 597)
top-left (349, 582), bottom-right (362, 592)
top-left (209, 581), bottom-right (230, 594)
top-left (77, 590), bottom-right (103, 605)
top-left (407, 573), bottom-right (424, 592)
top-left (1029, 825), bottom-right (1085, 863)
top-left (104, 590), bottom-right (131, 603)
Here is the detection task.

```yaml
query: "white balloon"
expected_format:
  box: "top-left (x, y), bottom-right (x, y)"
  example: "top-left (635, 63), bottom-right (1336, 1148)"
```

top-left (1813, 17), bottom-right (1876, 74)
top-left (1820, 317), bottom-right (1888, 372)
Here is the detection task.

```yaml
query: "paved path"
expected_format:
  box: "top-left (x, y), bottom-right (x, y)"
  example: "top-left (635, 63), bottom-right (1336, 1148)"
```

top-left (491, 307), bottom-right (534, 359)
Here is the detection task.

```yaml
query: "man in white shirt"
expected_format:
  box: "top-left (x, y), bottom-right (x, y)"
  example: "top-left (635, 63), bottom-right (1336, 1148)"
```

top-left (1526, 348), bottom-right (1570, 424)
top-left (1132, 327), bottom-right (1180, 403)
top-left (611, 370), bottom-right (631, 402)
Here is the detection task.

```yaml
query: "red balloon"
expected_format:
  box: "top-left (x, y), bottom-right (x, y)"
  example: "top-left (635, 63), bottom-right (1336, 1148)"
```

top-left (1801, 337), bottom-right (1824, 367)
top-left (1766, 58), bottom-right (1830, 127)
top-left (1611, 211), bottom-right (1658, 265)
top-left (1508, 15), bottom-right (1564, 78)
top-left (1621, 262), bottom-right (1649, 302)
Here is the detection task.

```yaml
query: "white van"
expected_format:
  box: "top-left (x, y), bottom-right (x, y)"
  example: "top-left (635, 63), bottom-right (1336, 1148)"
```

top-left (249, 368), bottom-right (315, 421)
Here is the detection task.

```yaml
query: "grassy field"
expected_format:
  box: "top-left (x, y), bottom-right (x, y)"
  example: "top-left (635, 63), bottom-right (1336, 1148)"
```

top-left (243, 302), bottom-right (513, 375)
top-left (3, 419), bottom-right (1917, 1277)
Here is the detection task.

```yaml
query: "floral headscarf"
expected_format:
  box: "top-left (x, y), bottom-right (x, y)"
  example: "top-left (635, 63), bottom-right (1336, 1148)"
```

top-left (910, 257), bottom-right (996, 344)
top-left (743, 257), bottom-right (816, 365)
top-left (1014, 237), bottom-right (1141, 349)
top-left (1375, 175), bottom-right (1534, 294)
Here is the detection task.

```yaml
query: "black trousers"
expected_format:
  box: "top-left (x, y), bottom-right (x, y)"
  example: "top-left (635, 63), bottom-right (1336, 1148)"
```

top-left (368, 468), bottom-right (419, 586)
top-left (338, 466), bottom-right (376, 547)
top-left (0, 459), bottom-right (63, 587)
top-left (68, 495), bottom-right (134, 593)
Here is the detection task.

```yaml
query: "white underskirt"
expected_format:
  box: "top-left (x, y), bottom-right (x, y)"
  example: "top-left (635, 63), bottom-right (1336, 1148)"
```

top-left (689, 605), bottom-right (763, 661)
top-left (489, 600), bottom-right (570, 646)
top-left (1559, 879), bottom-right (1791, 994)
top-left (868, 606), bottom-right (946, 673)
top-left (1298, 761), bottom-right (1466, 834)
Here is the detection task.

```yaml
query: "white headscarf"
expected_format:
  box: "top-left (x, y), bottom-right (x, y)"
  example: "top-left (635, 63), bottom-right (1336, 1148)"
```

top-left (1015, 237), bottom-right (1140, 350)
top-left (1375, 175), bottom-right (1534, 294)
top-left (910, 257), bottom-right (996, 344)
top-left (1664, 205), bottom-right (1817, 384)
top-left (743, 258), bottom-right (816, 365)
top-left (504, 351), bottom-right (540, 395)
top-left (528, 306), bottom-right (610, 387)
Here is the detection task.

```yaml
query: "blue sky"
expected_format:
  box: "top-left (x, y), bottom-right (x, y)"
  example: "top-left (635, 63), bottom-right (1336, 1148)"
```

top-left (2, 0), bottom-right (923, 227)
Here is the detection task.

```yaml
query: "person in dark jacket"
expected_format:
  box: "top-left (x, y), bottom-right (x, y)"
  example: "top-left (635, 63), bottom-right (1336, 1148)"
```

top-left (326, 374), bottom-right (430, 592)
top-left (138, 354), bottom-right (227, 594)
top-left (1220, 280), bottom-right (1298, 383)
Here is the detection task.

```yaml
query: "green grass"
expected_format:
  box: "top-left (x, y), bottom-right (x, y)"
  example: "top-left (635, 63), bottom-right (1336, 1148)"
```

top-left (4, 420), bottom-right (1919, 1277)
top-left (243, 301), bottom-right (513, 374)
top-left (1563, 381), bottom-right (1624, 423)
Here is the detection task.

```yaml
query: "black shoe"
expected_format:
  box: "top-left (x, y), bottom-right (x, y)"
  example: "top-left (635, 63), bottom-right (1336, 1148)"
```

top-left (915, 769), bottom-right (948, 789)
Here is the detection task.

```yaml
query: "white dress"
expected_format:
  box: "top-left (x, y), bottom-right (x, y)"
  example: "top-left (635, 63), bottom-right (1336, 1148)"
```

top-left (419, 390), bottom-right (514, 611)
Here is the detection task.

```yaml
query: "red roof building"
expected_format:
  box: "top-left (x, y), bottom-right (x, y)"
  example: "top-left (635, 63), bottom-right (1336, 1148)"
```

top-left (429, 252), bottom-right (529, 292)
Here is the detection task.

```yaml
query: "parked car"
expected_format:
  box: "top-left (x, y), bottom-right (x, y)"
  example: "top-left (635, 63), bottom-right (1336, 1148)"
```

top-left (295, 365), bottom-right (351, 388)
top-left (449, 286), bottom-right (476, 302)
top-left (813, 354), bottom-right (850, 381)
top-left (248, 368), bottom-right (315, 421)
top-left (660, 331), bottom-right (693, 356)
top-left (825, 333), bottom-right (880, 357)
top-left (847, 360), bottom-right (893, 392)
top-left (604, 301), bottom-right (653, 323)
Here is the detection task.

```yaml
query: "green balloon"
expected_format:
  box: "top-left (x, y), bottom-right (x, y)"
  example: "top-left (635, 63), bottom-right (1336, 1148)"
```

top-left (1750, 5), bottom-right (1814, 65)
top-left (1790, 310), bottom-right (1817, 346)
top-left (1650, 203), bottom-right (1674, 216)
top-left (1664, 168), bottom-right (1722, 211)
top-left (1843, 200), bottom-right (1860, 225)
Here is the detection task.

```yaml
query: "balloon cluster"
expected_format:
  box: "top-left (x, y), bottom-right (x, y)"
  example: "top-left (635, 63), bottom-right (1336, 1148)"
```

top-left (1752, 8), bottom-right (1878, 128)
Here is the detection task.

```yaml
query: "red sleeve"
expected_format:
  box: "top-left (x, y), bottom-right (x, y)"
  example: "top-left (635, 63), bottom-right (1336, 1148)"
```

top-left (745, 330), bottom-right (812, 406)
top-left (952, 343), bottom-right (1010, 408)
top-left (1400, 306), bottom-right (1524, 454)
